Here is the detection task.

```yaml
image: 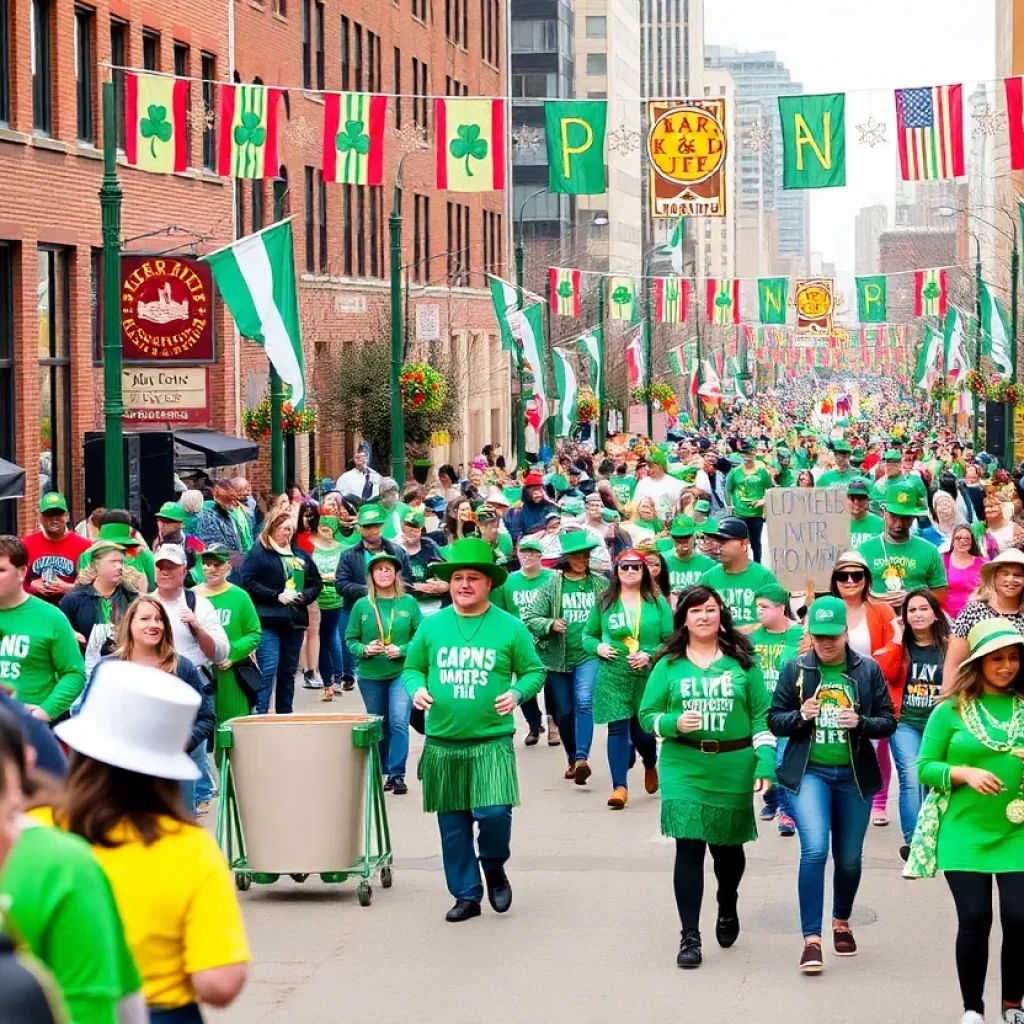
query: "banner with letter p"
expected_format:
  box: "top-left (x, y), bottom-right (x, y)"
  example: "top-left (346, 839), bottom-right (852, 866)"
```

top-left (544, 101), bottom-right (607, 195)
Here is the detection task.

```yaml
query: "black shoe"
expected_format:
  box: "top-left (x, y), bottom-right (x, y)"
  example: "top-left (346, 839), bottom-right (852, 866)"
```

top-left (716, 915), bottom-right (740, 948)
top-left (342, 676), bottom-right (356, 692)
top-left (484, 868), bottom-right (513, 913)
top-left (390, 776), bottom-right (408, 795)
top-left (676, 929), bottom-right (702, 969)
top-left (524, 728), bottom-right (541, 747)
top-left (383, 777), bottom-right (394, 792)
top-left (899, 844), bottom-right (910, 863)
top-left (445, 899), bottom-right (482, 923)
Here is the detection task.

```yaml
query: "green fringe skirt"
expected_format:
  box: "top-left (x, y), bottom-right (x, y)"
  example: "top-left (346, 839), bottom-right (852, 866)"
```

top-left (418, 736), bottom-right (520, 814)
top-left (661, 798), bottom-right (757, 846)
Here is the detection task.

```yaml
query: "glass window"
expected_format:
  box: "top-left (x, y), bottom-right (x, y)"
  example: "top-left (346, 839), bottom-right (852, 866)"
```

top-left (511, 73), bottom-right (555, 98)
top-left (511, 19), bottom-right (557, 52)
top-left (75, 6), bottom-right (95, 144)
top-left (302, 0), bottom-right (311, 89)
top-left (315, 1), bottom-right (325, 90)
top-left (111, 24), bottom-right (127, 148)
top-left (142, 29), bottom-right (159, 71)
top-left (31, 0), bottom-right (52, 134)
top-left (355, 185), bottom-right (365, 277)
top-left (304, 166), bottom-right (314, 272)
top-left (37, 248), bottom-right (72, 506)
top-left (586, 52), bottom-right (606, 75)
top-left (340, 17), bottom-right (349, 90)
top-left (0, 243), bottom-right (13, 534)
top-left (585, 16), bottom-right (606, 37)
top-left (0, 0), bottom-right (9, 125)
top-left (393, 47), bottom-right (401, 128)
top-left (251, 181), bottom-right (263, 233)
top-left (273, 166), bottom-right (289, 221)
top-left (317, 171), bottom-right (327, 273)
top-left (342, 184), bottom-right (352, 276)
top-left (201, 53), bottom-right (216, 171)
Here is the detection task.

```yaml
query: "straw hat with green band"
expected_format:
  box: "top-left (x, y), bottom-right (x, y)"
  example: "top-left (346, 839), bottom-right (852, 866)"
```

top-left (428, 537), bottom-right (508, 586)
top-left (882, 481), bottom-right (928, 517)
top-left (960, 618), bottom-right (1024, 668)
top-left (558, 532), bottom-right (599, 557)
top-left (979, 548), bottom-right (1024, 585)
top-left (366, 551), bottom-right (403, 572)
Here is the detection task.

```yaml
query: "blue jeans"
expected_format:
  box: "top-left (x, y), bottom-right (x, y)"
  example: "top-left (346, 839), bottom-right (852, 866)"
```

top-left (318, 607), bottom-right (345, 682)
top-left (889, 721), bottom-right (927, 844)
top-left (357, 677), bottom-right (412, 778)
top-left (607, 717), bottom-right (657, 789)
top-left (255, 624), bottom-right (304, 714)
top-left (546, 660), bottom-right (599, 762)
top-left (336, 607), bottom-right (357, 679)
top-left (786, 763), bottom-right (872, 937)
top-left (179, 745), bottom-right (212, 815)
top-left (763, 737), bottom-right (793, 818)
top-left (436, 805), bottom-right (513, 902)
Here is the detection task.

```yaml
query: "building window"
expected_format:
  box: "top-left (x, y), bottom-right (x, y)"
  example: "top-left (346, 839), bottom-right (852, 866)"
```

top-left (412, 58), bottom-right (428, 130)
top-left (481, 0), bottom-right (500, 65)
top-left (367, 31), bottom-right (381, 92)
top-left (342, 185), bottom-right (353, 275)
top-left (304, 166), bottom-right (315, 272)
top-left (251, 181), bottom-right (263, 233)
top-left (110, 22), bottom-right (128, 148)
top-left (0, 244), bottom-right (13, 534)
top-left (31, 0), bottom-right (53, 134)
top-left (413, 194), bottom-right (430, 283)
top-left (412, 0), bottom-right (427, 22)
top-left (173, 42), bottom-right (191, 163)
top-left (201, 53), bottom-right (216, 172)
top-left (586, 52), bottom-right (607, 75)
top-left (340, 17), bottom-right (350, 90)
top-left (315, 1), bottom-right (325, 90)
top-left (511, 19), bottom-right (557, 52)
top-left (317, 170), bottom-right (328, 273)
top-left (393, 47), bottom-right (401, 127)
top-left (75, 6), bottom-right (95, 144)
top-left (446, 0), bottom-right (466, 44)
top-left (586, 15), bottom-right (606, 36)
top-left (302, 0), bottom-right (312, 89)
top-left (0, 0), bottom-right (9, 125)
top-left (483, 210), bottom-right (502, 275)
top-left (369, 185), bottom-right (382, 278)
top-left (273, 166), bottom-right (289, 220)
top-left (511, 72), bottom-right (555, 98)
top-left (37, 248), bottom-right (72, 506)
top-left (142, 29), bottom-right (160, 71)
top-left (354, 22), bottom-right (363, 91)
top-left (355, 185), bottom-right (366, 276)
top-left (274, 0), bottom-right (287, 13)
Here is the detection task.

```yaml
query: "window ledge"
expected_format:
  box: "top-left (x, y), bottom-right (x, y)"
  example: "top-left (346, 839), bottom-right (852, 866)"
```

top-left (32, 135), bottom-right (69, 154)
top-left (302, 91), bottom-right (325, 105)
top-left (273, 11), bottom-right (288, 21)
top-left (0, 127), bottom-right (30, 146)
top-left (411, 14), bottom-right (427, 26)
top-left (250, 0), bottom-right (265, 8)
top-left (76, 144), bottom-right (102, 160)
top-left (481, 59), bottom-right (499, 73)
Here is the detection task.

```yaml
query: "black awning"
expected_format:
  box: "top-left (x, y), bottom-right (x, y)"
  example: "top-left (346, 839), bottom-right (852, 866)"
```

top-left (0, 458), bottom-right (25, 500)
top-left (173, 430), bottom-right (259, 468)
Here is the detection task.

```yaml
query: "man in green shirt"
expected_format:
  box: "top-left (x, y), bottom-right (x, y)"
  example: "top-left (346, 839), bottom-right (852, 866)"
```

top-left (403, 538), bottom-right (545, 922)
top-left (846, 480), bottom-right (884, 549)
top-left (869, 449), bottom-right (928, 512)
top-left (855, 481), bottom-right (947, 607)
top-left (609, 466), bottom-right (637, 508)
top-left (772, 448), bottom-right (798, 488)
top-left (725, 441), bottom-right (774, 564)
top-left (698, 517), bottom-right (781, 630)
top-left (657, 515), bottom-right (716, 594)
top-left (817, 440), bottom-right (864, 489)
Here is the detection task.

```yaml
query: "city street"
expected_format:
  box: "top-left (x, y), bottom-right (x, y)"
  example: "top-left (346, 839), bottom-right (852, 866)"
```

top-left (214, 691), bottom-right (975, 1024)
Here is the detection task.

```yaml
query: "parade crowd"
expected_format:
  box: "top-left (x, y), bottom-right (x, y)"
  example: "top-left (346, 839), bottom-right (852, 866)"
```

top-left (1, 387), bottom-right (1024, 1024)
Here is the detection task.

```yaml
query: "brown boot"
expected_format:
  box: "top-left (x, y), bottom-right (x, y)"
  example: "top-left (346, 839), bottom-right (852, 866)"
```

top-left (564, 762), bottom-right (576, 780)
top-left (644, 764), bottom-right (659, 794)
top-left (574, 759), bottom-right (592, 785)
top-left (607, 787), bottom-right (628, 809)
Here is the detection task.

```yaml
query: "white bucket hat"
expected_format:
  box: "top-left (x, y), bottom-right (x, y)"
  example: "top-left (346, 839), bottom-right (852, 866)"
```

top-left (55, 660), bottom-right (201, 781)
top-left (979, 547), bottom-right (1024, 585)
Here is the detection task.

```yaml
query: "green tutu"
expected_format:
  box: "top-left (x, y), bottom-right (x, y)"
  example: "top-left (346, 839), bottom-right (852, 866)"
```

top-left (661, 798), bottom-right (757, 845)
top-left (418, 736), bottom-right (519, 814)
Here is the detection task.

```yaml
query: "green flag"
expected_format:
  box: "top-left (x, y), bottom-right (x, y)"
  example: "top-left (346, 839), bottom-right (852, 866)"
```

top-left (575, 327), bottom-right (602, 396)
top-left (778, 93), bottom-right (846, 189)
top-left (980, 280), bottom-right (1014, 377)
top-left (487, 273), bottom-right (520, 353)
top-left (507, 303), bottom-right (548, 402)
top-left (608, 277), bottom-right (637, 320)
top-left (667, 344), bottom-right (686, 377)
top-left (914, 324), bottom-right (941, 390)
top-left (544, 101), bottom-right (607, 195)
top-left (552, 347), bottom-right (579, 437)
top-left (758, 278), bottom-right (788, 324)
top-left (856, 276), bottom-right (887, 323)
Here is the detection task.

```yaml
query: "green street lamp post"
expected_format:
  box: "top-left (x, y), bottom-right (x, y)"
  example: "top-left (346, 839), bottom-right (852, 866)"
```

top-left (974, 236), bottom-right (983, 452)
top-left (596, 276), bottom-right (606, 449)
top-left (514, 188), bottom-right (547, 471)
top-left (389, 171), bottom-right (407, 489)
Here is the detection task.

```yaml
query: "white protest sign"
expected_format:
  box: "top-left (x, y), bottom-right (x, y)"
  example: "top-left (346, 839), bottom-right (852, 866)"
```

top-left (765, 487), bottom-right (850, 591)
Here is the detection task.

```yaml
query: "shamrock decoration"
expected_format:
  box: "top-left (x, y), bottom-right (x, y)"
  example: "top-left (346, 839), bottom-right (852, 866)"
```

top-left (715, 292), bottom-right (733, 307)
top-left (337, 120), bottom-right (370, 155)
top-left (140, 105), bottom-right (173, 159)
top-left (922, 281), bottom-right (941, 302)
top-left (557, 281), bottom-right (574, 299)
top-left (233, 111), bottom-right (267, 151)
top-left (612, 285), bottom-right (632, 308)
top-left (449, 124), bottom-right (488, 176)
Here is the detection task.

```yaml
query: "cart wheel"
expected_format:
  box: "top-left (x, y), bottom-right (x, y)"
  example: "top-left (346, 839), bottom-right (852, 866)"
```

top-left (290, 874), bottom-right (309, 883)
top-left (380, 867), bottom-right (393, 889)
top-left (357, 881), bottom-right (373, 906)
top-left (235, 873), bottom-right (252, 892)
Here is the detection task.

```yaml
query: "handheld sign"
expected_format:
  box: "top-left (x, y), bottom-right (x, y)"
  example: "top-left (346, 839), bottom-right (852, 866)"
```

top-left (765, 488), bottom-right (850, 592)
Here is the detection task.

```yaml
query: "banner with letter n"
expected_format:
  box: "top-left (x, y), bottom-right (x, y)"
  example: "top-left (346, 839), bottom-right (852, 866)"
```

top-left (758, 278), bottom-right (788, 324)
top-left (856, 276), bottom-right (887, 323)
top-left (778, 93), bottom-right (846, 189)
top-left (544, 101), bottom-right (607, 194)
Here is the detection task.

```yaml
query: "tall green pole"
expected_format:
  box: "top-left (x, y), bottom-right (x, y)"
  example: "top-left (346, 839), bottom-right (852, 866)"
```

top-left (513, 233), bottom-right (528, 472)
top-left (1008, 230), bottom-right (1019, 468)
top-left (596, 276), bottom-right (606, 449)
top-left (694, 290), bottom-right (704, 427)
top-left (269, 367), bottom-right (285, 493)
top-left (974, 237), bottom-right (982, 452)
top-left (390, 182), bottom-right (406, 488)
top-left (100, 82), bottom-right (124, 508)
top-left (544, 272), bottom-right (554, 453)
top-left (643, 261), bottom-right (653, 437)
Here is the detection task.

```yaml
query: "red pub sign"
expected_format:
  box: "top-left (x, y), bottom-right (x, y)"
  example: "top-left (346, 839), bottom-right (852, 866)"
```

top-left (120, 255), bottom-right (215, 363)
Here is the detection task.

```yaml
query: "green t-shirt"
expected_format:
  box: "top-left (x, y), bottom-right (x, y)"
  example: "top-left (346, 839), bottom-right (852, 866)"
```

top-left (491, 532), bottom-right (514, 566)
top-left (0, 596), bottom-right (85, 719)
top-left (849, 512), bottom-right (885, 550)
top-left (855, 533), bottom-right (947, 595)
top-left (900, 642), bottom-right (944, 730)
top-left (749, 624), bottom-right (803, 692)
top-left (726, 466), bottom-right (773, 518)
top-left (201, 584), bottom-right (262, 664)
top-left (492, 569), bottom-right (552, 620)
top-left (809, 663), bottom-right (854, 765)
top-left (699, 561), bottom-right (781, 628)
top-left (793, 448), bottom-right (811, 470)
top-left (381, 503), bottom-right (412, 541)
top-left (661, 549), bottom-right (717, 593)
top-left (0, 823), bottom-right (142, 1024)
top-left (560, 575), bottom-right (601, 668)
top-left (773, 467), bottom-right (798, 488)
top-left (610, 476), bottom-right (636, 507)
top-left (401, 606), bottom-right (546, 741)
top-left (309, 543), bottom-right (344, 610)
top-left (346, 595), bottom-right (423, 680)
top-left (816, 467), bottom-right (865, 489)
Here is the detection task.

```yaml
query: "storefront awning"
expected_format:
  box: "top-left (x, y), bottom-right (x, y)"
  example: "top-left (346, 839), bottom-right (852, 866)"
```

top-left (0, 458), bottom-right (25, 500)
top-left (173, 430), bottom-right (258, 468)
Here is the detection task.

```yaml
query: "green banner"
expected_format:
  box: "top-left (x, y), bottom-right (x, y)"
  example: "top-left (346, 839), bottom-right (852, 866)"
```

top-left (856, 275), bottom-right (887, 323)
top-left (544, 101), bottom-right (607, 195)
top-left (778, 93), bottom-right (846, 190)
top-left (758, 278), bottom-right (788, 324)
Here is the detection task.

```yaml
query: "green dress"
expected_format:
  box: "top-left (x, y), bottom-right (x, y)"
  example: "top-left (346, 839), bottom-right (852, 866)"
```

top-left (584, 595), bottom-right (674, 723)
top-left (639, 653), bottom-right (776, 844)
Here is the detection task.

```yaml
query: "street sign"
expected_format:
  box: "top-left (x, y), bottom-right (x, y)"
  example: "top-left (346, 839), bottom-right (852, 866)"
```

top-left (334, 293), bottom-right (367, 314)
top-left (416, 303), bottom-right (441, 341)
top-left (122, 366), bottom-right (211, 425)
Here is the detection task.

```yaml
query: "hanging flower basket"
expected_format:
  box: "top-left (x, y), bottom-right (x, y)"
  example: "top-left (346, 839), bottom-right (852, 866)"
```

top-left (929, 381), bottom-right (957, 406)
top-left (577, 388), bottom-right (598, 424)
top-left (631, 379), bottom-right (678, 413)
top-left (400, 362), bottom-right (447, 414)
top-left (987, 379), bottom-right (1024, 404)
top-left (411, 458), bottom-right (432, 484)
top-left (963, 370), bottom-right (988, 398)
top-left (242, 397), bottom-right (318, 441)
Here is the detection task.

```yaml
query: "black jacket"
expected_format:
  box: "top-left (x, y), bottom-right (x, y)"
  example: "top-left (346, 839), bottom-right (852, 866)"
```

top-left (238, 542), bottom-right (323, 629)
top-left (336, 538), bottom-right (413, 610)
top-left (768, 648), bottom-right (897, 796)
top-left (59, 582), bottom-right (137, 650)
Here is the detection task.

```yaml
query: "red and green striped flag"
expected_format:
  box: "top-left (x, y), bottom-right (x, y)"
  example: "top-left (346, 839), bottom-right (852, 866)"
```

top-left (654, 277), bottom-right (689, 324)
top-left (914, 268), bottom-right (948, 318)
top-left (125, 72), bottom-right (189, 174)
top-left (322, 93), bottom-right (387, 185)
top-left (706, 279), bottom-right (740, 325)
top-left (549, 267), bottom-right (582, 316)
top-left (218, 84), bottom-right (284, 179)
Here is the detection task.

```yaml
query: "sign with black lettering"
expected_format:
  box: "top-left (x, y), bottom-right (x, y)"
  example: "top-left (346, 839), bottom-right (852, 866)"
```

top-left (766, 488), bottom-right (850, 591)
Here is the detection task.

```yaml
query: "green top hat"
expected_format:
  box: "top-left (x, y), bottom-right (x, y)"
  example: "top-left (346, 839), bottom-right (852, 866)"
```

top-left (366, 551), bottom-right (403, 572)
top-left (428, 537), bottom-right (508, 586)
top-left (558, 531), bottom-right (599, 557)
top-left (669, 514), bottom-right (697, 538)
top-left (883, 481), bottom-right (928, 517)
top-left (358, 503), bottom-right (388, 526)
top-left (39, 492), bottom-right (67, 513)
top-left (807, 596), bottom-right (847, 636)
top-left (155, 501), bottom-right (186, 523)
top-left (98, 522), bottom-right (141, 547)
top-left (199, 542), bottom-right (233, 563)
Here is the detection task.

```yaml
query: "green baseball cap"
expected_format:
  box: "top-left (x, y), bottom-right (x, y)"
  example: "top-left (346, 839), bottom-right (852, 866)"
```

top-left (518, 536), bottom-right (544, 553)
top-left (39, 492), bottom-right (67, 513)
top-left (882, 449), bottom-right (902, 462)
top-left (754, 583), bottom-right (790, 607)
top-left (669, 514), bottom-right (697, 538)
top-left (549, 473), bottom-right (570, 493)
top-left (403, 509), bottom-right (426, 528)
top-left (883, 481), bottom-right (928, 517)
top-left (155, 501), bottom-right (186, 523)
top-left (846, 479), bottom-right (870, 497)
top-left (807, 596), bottom-right (847, 636)
top-left (601, 508), bottom-right (621, 523)
top-left (831, 439), bottom-right (852, 454)
top-left (199, 542), bottom-right (233, 563)
top-left (851, 447), bottom-right (866, 463)
top-left (693, 500), bottom-right (711, 515)
top-left (358, 504), bottom-right (388, 526)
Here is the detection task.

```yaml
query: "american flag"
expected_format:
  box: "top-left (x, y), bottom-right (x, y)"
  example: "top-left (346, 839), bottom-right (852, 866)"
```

top-left (895, 85), bottom-right (965, 181)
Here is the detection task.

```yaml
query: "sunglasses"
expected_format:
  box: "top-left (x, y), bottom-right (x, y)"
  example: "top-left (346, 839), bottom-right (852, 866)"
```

top-left (835, 570), bottom-right (865, 583)
top-left (618, 563), bottom-right (644, 572)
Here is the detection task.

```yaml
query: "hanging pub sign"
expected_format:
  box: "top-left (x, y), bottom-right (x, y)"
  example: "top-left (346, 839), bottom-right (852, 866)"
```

top-left (795, 278), bottom-right (834, 333)
top-left (646, 98), bottom-right (727, 218)
top-left (120, 255), bottom-right (216, 364)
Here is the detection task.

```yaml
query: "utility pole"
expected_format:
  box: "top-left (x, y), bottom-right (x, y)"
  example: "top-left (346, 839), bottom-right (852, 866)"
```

top-left (389, 176), bottom-right (406, 488)
top-left (643, 250), bottom-right (653, 437)
top-left (596, 276), bottom-right (606, 449)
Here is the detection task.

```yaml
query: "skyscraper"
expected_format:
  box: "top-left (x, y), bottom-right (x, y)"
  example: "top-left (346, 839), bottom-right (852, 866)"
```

top-left (854, 205), bottom-right (888, 275)
top-left (640, 0), bottom-right (704, 100)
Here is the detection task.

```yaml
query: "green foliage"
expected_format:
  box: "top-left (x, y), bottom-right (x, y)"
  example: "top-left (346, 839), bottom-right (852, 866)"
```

top-left (449, 124), bottom-right (488, 176)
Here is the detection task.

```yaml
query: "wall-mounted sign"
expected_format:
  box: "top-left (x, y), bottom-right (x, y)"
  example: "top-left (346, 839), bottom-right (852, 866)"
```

top-left (416, 303), bottom-right (441, 341)
top-left (121, 255), bottom-right (215, 363)
top-left (334, 293), bottom-right (368, 314)
top-left (122, 366), bottom-right (211, 425)
top-left (795, 279), bottom-right (835, 333)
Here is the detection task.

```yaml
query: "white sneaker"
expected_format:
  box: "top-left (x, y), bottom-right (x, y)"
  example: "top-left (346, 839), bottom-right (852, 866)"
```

top-left (1003, 1008), bottom-right (1024, 1024)
top-left (959, 1013), bottom-right (984, 1024)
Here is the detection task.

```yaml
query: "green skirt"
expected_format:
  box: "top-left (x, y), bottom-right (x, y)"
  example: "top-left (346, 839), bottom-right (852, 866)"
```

top-left (418, 736), bottom-right (519, 814)
top-left (592, 660), bottom-right (652, 725)
top-left (213, 667), bottom-right (251, 751)
top-left (661, 798), bottom-right (757, 845)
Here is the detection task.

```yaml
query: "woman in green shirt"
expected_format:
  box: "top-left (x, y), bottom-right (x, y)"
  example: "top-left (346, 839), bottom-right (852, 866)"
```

top-left (907, 619), bottom-right (1024, 1024)
top-left (585, 550), bottom-right (673, 809)
top-left (639, 585), bottom-right (776, 969)
top-left (725, 442), bottom-right (773, 564)
top-left (346, 552), bottom-right (423, 794)
top-left (309, 516), bottom-right (347, 702)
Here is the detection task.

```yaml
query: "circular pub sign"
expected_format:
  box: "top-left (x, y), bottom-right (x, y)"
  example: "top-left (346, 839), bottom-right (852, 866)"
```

top-left (120, 255), bottom-right (215, 363)
top-left (647, 106), bottom-right (727, 186)
top-left (795, 281), bottom-right (833, 324)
